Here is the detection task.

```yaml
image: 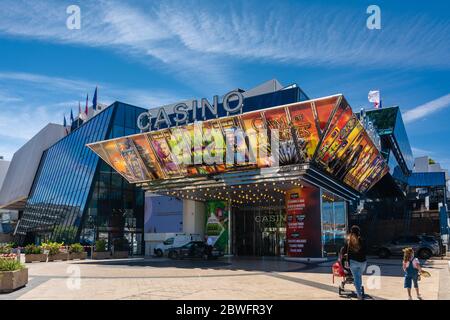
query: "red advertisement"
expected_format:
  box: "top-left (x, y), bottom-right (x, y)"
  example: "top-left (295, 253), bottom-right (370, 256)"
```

top-left (314, 96), bottom-right (339, 133)
top-left (285, 185), bottom-right (322, 258)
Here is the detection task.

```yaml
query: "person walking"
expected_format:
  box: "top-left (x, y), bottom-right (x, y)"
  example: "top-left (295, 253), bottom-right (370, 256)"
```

top-left (342, 225), bottom-right (367, 300)
top-left (402, 247), bottom-right (423, 300)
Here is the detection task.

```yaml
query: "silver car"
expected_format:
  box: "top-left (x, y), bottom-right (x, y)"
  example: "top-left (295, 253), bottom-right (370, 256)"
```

top-left (376, 235), bottom-right (440, 259)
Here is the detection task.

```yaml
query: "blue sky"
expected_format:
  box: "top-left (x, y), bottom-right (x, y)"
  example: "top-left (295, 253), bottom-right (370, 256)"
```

top-left (0, 0), bottom-right (449, 171)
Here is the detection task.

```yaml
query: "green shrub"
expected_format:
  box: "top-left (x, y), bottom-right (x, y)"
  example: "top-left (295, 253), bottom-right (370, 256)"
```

top-left (95, 240), bottom-right (107, 252)
top-left (0, 258), bottom-right (24, 272)
top-left (41, 241), bottom-right (64, 255)
top-left (112, 238), bottom-right (129, 252)
top-left (0, 243), bottom-right (12, 254)
top-left (24, 244), bottom-right (43, 255)
top-left (69, 243), bottom-right (84, 253)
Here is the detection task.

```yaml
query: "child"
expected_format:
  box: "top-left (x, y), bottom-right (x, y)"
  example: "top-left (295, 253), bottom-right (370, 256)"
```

top-left (402, 247), bottom-right (423, 300)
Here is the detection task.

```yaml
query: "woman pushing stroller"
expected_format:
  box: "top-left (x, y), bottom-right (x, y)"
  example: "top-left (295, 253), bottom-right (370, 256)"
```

top-left (340, 225), bottom-right (367, 300)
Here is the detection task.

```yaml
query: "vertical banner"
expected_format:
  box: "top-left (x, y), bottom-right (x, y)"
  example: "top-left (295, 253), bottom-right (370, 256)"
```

top-left (205, 200), bottom-right (229, 254)
top-left (285, 185), bottom-right (322, 258)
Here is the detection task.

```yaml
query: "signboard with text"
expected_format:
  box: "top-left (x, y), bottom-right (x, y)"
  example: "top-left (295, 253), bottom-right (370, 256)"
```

top-left (285, 186), bottom-right (322, 258)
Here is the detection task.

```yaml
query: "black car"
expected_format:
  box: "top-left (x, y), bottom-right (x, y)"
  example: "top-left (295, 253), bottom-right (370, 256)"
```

top-left (168, 241), bottom-right (224, 260)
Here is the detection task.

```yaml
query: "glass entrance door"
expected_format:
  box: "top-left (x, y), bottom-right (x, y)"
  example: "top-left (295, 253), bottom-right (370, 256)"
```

top-left (233, 206), bottom-right (286, 256)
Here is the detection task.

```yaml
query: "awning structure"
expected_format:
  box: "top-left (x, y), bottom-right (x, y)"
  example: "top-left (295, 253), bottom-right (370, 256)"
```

top-left (87, 94), bottom-right (388, 195)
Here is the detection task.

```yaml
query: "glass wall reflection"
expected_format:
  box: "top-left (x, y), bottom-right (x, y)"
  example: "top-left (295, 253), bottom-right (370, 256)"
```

top-left (321, 191), bottom-right (347, 255)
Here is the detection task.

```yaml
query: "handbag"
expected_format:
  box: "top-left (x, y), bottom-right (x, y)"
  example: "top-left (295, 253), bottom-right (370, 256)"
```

top-left (332, 261), bottom-right (345, 283)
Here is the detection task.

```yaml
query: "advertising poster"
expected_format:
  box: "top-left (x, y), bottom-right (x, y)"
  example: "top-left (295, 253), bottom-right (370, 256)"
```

top-left (219, 117), bottom-right (254, 170)
top-left (88, 95), bottom-right (388, 195)
top-left (181, 124), bottom-right (205, 176)
top-left (356, 157), bottom-right (389, 192)
top-left (285, 186), bottom-right (322, 258)
top-left (115, 138), bottom-right (153, 182)
top-left (132, 134), bottom-right (164, 180)
top-left (149, 130), bottom-right (182, 177)
top-left (101, 139), bottom-right (136, 182)
top-left (287, 102), bottom-right (320, 162)
top-left (264, 107), bottom-right (299, 165)
top-left (314, 96), bottom-right (338, 133)
top-left (324, 122), bottom-right (364, 179)
top-left (315, 107), bottom-right (355, 169)
top-left (166, 127), bottom-right (191, 174)
top-left (205, 200), bottom-right (229, 253)
top-left (201, 121), bottom-right (224, 173)
top-left (240, 111), bottom-right (273, 168)
top-left (88, 143), bottom-right (112, 167)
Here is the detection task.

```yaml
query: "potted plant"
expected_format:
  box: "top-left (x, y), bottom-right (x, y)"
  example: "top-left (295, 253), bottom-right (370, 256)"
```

top-left (68, 243), bottom-right (87, 260)
top-left (42, 241), bottom-right (68, 262)
top-left (92, 240), bottom-right (111, 260)
top-left (0, 243), bottom-right (12, 255)
top-left (112, 238), bottom-right (130, 259)
top-left (0, 257), bottom-right (28, 293)
top-left (24, 244), bottom-right (47, 263)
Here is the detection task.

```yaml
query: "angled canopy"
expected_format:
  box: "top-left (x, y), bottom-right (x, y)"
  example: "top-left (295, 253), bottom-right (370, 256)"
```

top-left (87, 94), bottom-right (388, 193)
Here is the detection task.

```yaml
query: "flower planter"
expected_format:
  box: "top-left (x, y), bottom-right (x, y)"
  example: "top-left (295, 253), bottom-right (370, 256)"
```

top-left (47, 252), bottom-right (69, 262)
top-left (112, 251), bottom-right (129, 259)
top-left (69, 252), bottom-right (87, 260)
top-left (92, 251), bottom-right (111, 260)
top-left (0, 268), bottom-right (28, 293)
top-left (25, 253), bottom-right (48, 263)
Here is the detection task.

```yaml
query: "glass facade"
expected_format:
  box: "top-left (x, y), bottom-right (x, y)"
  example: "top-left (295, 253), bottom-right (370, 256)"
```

top-left (363, 106), bottom-right (414, 175)
top-left (233, 205), bottom-right (286, 256)
top-left (321, 191), bottom-right (347, 254)
top-left (16, 102), bottom-right (147, 253)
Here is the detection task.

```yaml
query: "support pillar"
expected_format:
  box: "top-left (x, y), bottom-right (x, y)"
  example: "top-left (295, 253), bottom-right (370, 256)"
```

top-left (182, 199), bottom-right (206, 237)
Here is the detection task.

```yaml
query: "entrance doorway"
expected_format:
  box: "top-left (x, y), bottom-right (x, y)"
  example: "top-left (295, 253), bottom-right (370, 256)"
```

top-left (233, 206), bottom-right (286, 256)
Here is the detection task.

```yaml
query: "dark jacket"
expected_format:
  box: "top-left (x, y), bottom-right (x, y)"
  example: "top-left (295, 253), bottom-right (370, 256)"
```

top-left (341, 237), bottom-right (367, 263)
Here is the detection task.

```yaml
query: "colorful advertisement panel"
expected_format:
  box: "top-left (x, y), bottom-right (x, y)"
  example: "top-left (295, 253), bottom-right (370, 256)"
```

top-left (99, 139), bottom-right (139, 182)
top-left (88, 94), bottom-right (388, 194)
top-left (131, 134), bottom-right (164, 180)
top-left (314, 96), bottom-right (338, 133)
top-left (240, 111), bottom-right (273, 168)
top-left (149, 129), bottom-right (183, 177)
top-left (287, 102), bottom-right (320, 162)
top-left (285, 186), bottom-right (322, 257)
top-left (115, 137), bottom-right (154, 182)
top-left (315, 105), bottom-right (355, 169)
top-left (205, 200), bottom-right (229, 253)
top-left (263, 107), bottom-right (299, 165)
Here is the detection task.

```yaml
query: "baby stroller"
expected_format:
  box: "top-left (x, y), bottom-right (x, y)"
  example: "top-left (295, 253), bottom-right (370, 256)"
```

top-left (332, 249), bottom-right (364, 296)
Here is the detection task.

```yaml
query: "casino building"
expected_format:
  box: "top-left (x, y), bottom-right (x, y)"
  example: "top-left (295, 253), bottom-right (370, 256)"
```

top-left (0, 79), bottom-right (447, 258)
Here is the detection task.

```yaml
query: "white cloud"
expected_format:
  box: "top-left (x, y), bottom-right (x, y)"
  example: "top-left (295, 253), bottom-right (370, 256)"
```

top-left (0, 0), bottom-right (448, 92)
top-left (403, 94), bottom-right (450, 124)
top-left (0, 71), bottom-right (182, 159)
top-left (411, 147), bottom-right (434, 157)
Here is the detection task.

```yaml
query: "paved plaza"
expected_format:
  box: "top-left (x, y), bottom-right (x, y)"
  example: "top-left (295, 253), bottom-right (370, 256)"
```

top-left (1, 256), bottom-right (449, 300)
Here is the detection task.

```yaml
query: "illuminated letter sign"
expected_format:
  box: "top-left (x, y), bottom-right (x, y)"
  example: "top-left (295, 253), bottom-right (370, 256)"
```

top-left (137, 90), bottom-right (244, 131)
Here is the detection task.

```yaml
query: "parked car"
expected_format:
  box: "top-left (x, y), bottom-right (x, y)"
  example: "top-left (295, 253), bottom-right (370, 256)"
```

top-left (168, 241), bottom-right (224, 260)
top-left (154, 234), bottom-right (201, 257)
top-left (375, 235), bottom-right (440, 259)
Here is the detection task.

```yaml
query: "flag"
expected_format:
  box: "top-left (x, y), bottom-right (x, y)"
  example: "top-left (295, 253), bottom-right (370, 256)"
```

top-left (368, 90), bottom-right (381, 109)
top-left (92, 86), bottom-right (98, 110)
top-left (70, 109), bottom-right (74, 123)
